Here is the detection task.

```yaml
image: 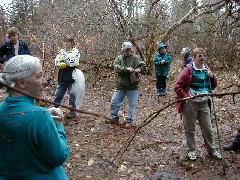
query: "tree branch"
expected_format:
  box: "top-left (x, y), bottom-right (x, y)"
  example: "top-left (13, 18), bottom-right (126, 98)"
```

top-left (161, 0), bottom-right (226, 42)
top-left (0, 81), bottom-right (111, 120)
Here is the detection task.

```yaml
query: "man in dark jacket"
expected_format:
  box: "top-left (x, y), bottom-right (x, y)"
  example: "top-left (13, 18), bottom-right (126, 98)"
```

top-left (0, 27), bottom-right (30, 64)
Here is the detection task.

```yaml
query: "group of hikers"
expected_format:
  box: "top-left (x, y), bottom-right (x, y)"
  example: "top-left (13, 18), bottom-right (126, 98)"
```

top-left (0, 27), bottom-right (239, 179)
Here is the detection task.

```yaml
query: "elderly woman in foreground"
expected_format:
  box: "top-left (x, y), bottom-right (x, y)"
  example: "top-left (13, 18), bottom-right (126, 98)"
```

top-left (0, 55), bottom-right (69, 179)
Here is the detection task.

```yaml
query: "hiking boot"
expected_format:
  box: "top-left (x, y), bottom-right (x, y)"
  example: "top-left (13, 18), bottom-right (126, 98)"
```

top-left (209, 151), bottom-right (222, 160)
top-left (162, 89), bottom-right (166, 96)
top-left (105, 117), bottom-right (119, 124)
top-left (66, 112), bottom-right (76, 119)
top-left (224, 143), bottom-right (240, 152)
top-left (125, 122), bottom-right (133, 129)
top-left (187, 151), bottom-right (197, 161)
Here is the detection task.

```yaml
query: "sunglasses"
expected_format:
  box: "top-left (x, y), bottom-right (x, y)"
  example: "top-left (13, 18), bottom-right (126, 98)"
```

top-left (198, 54), bottom-right (207, 58)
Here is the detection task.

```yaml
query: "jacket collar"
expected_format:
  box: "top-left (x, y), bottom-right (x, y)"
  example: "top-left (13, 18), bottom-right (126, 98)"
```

top-left (192, 62), bottom-right (207, 70)
top-left (5, 95), bottom-right (35, 105)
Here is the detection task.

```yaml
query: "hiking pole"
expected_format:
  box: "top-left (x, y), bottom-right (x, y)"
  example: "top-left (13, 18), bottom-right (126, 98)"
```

top-left (209, 77), bottom-right (226, 175)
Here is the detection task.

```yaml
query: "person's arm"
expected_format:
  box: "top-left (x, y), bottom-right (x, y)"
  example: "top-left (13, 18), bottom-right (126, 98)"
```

top-left (55, 50), bottom-right (67, 69)
top-left (37, 111), bottom-right (69, 166)
top-left (209, 75), bottom-right (217, 90)
top-left (165, 53), bottom-right (172, 65)
top-left (135, 56), bottom-right (146, 74)
top-left (174, 67), bottom-right (190, 98)
top-left (0, 42), bottom-right (8, 64)
top-left (114, 56), bottom-right (128, 74)
top-left (23, 41), bottom-right (31, 55)
top-left (62, 48), bottom-right (80, 67)
top-left (153, 53), bottom-right (161, 65)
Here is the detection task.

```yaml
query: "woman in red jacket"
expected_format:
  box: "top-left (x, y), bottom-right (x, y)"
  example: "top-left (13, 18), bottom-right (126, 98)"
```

top-left (174, 48), bottom-right (221, 161)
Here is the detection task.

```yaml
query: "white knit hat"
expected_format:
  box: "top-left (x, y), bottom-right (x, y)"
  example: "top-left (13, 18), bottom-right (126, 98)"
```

top-left (122, 41), bottom-right (132, 50)
top-left (181, 47), bottom-right (190, 54)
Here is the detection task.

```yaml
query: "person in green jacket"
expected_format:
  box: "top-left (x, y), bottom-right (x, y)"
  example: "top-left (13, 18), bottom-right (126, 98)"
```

top-left (106, 41), bottom-right (146, 128)
top-left (0, 55), bottom-right (69, 179)
top-left (153, 43), bottom-right (172, 96)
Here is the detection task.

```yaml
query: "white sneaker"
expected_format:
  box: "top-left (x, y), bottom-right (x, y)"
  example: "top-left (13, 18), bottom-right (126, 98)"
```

top-left (209, 151), bottom-right (222, 160)
top-left (187, 151), bottom-right (197, 161)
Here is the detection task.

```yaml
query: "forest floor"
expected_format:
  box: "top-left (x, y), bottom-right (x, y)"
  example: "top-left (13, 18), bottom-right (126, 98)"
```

top-left (53, 63), bottom-right (240, 180)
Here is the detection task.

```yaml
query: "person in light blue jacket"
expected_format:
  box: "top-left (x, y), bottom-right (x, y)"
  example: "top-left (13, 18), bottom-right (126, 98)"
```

top-left (0, 55), bottom-right (69, 180)
top-left (153, 43), bottom-right (172, 96)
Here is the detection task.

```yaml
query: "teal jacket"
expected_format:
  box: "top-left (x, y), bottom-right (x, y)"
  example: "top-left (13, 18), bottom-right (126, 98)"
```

top-left (153, 52), bottom-right (172, 76)
top-left (114, 54), bottom-right (146, 90)
top-left (0, 96), bottom-right (69, 180)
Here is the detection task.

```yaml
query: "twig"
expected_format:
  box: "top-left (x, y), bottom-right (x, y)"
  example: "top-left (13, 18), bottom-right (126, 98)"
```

top-left (110, 91), bottom-right (240, 165)
top-left (0, 81), bottom-right (111, 120)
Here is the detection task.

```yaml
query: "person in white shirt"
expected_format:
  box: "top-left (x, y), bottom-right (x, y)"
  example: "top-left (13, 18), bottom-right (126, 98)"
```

top-left (54, 35), bottom-right (80, 119)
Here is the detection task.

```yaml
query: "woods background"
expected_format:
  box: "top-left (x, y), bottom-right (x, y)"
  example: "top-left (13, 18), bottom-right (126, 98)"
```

top-left (0, 0), bottom-right (239, 76)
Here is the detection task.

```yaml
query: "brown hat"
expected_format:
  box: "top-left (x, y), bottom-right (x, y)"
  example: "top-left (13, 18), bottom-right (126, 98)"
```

top-left (192, 48), bottom-right (206, 56)
top-left (7, 27), bottom-right (19, 38)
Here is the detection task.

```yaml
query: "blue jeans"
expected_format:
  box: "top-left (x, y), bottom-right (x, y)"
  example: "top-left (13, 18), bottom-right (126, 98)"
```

top-left (54, 83), bottom-right (76, 112)
top-left (110, 89), bottom-right (139, 123)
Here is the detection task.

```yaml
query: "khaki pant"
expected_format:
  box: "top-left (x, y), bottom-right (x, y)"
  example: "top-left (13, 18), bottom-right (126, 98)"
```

top-left (182, 100), bottom-right (215, 153)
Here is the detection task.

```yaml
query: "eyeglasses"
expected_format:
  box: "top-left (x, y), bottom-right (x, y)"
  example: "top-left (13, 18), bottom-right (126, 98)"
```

top-left (198, 54), bottom-right (207, 59)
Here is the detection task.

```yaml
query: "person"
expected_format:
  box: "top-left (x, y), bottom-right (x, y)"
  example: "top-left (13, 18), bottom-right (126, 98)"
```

top-left (224, 130), bottom-right (240, 152)
top-left (174, 48), bottom-right (222, 161)
top-left (54, 35), bottom-right (80, 119)
top-left (0, 55), bottom-right (69, 179)
top-left (153, 43), bottom-right (172, 96)
top-left (106, 41), bottom-right (146, 128)
top-left (180, 47), bottom-right (192, 69)
top-left (0, 27), bottom-right (31, 64)
top-left (224, 85), bottom-right (240, 152)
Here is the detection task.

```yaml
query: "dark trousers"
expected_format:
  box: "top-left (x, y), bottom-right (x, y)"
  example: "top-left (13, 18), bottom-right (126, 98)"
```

top-left (233, 130), bottom-right (240, 146)
top-left (156, 76), bottom-right (167, 90)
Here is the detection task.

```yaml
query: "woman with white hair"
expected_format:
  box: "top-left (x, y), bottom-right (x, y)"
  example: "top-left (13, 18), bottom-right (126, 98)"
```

top-left (0, 55), bottom-right (69, 179)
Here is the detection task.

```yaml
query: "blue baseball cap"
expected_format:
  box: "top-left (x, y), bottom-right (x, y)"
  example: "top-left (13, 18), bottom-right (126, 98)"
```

top-left (158, 43), bottom-right (167, 49)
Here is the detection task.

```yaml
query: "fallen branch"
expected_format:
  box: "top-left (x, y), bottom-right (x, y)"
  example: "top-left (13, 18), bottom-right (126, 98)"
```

top-left (110, 90), bottom-right (240, 164)
top-left (0, 81), bottom-right (111, 120)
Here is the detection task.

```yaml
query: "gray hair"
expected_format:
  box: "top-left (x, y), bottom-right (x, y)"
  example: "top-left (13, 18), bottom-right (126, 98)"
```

top-left (0, 55), bottom-right (41, 88)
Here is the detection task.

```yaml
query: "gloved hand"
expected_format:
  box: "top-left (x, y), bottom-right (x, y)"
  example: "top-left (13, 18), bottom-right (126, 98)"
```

top-left (48, 107), bottom-right (64, 124)
top-left (161, 60), bottom-right (166, 64)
